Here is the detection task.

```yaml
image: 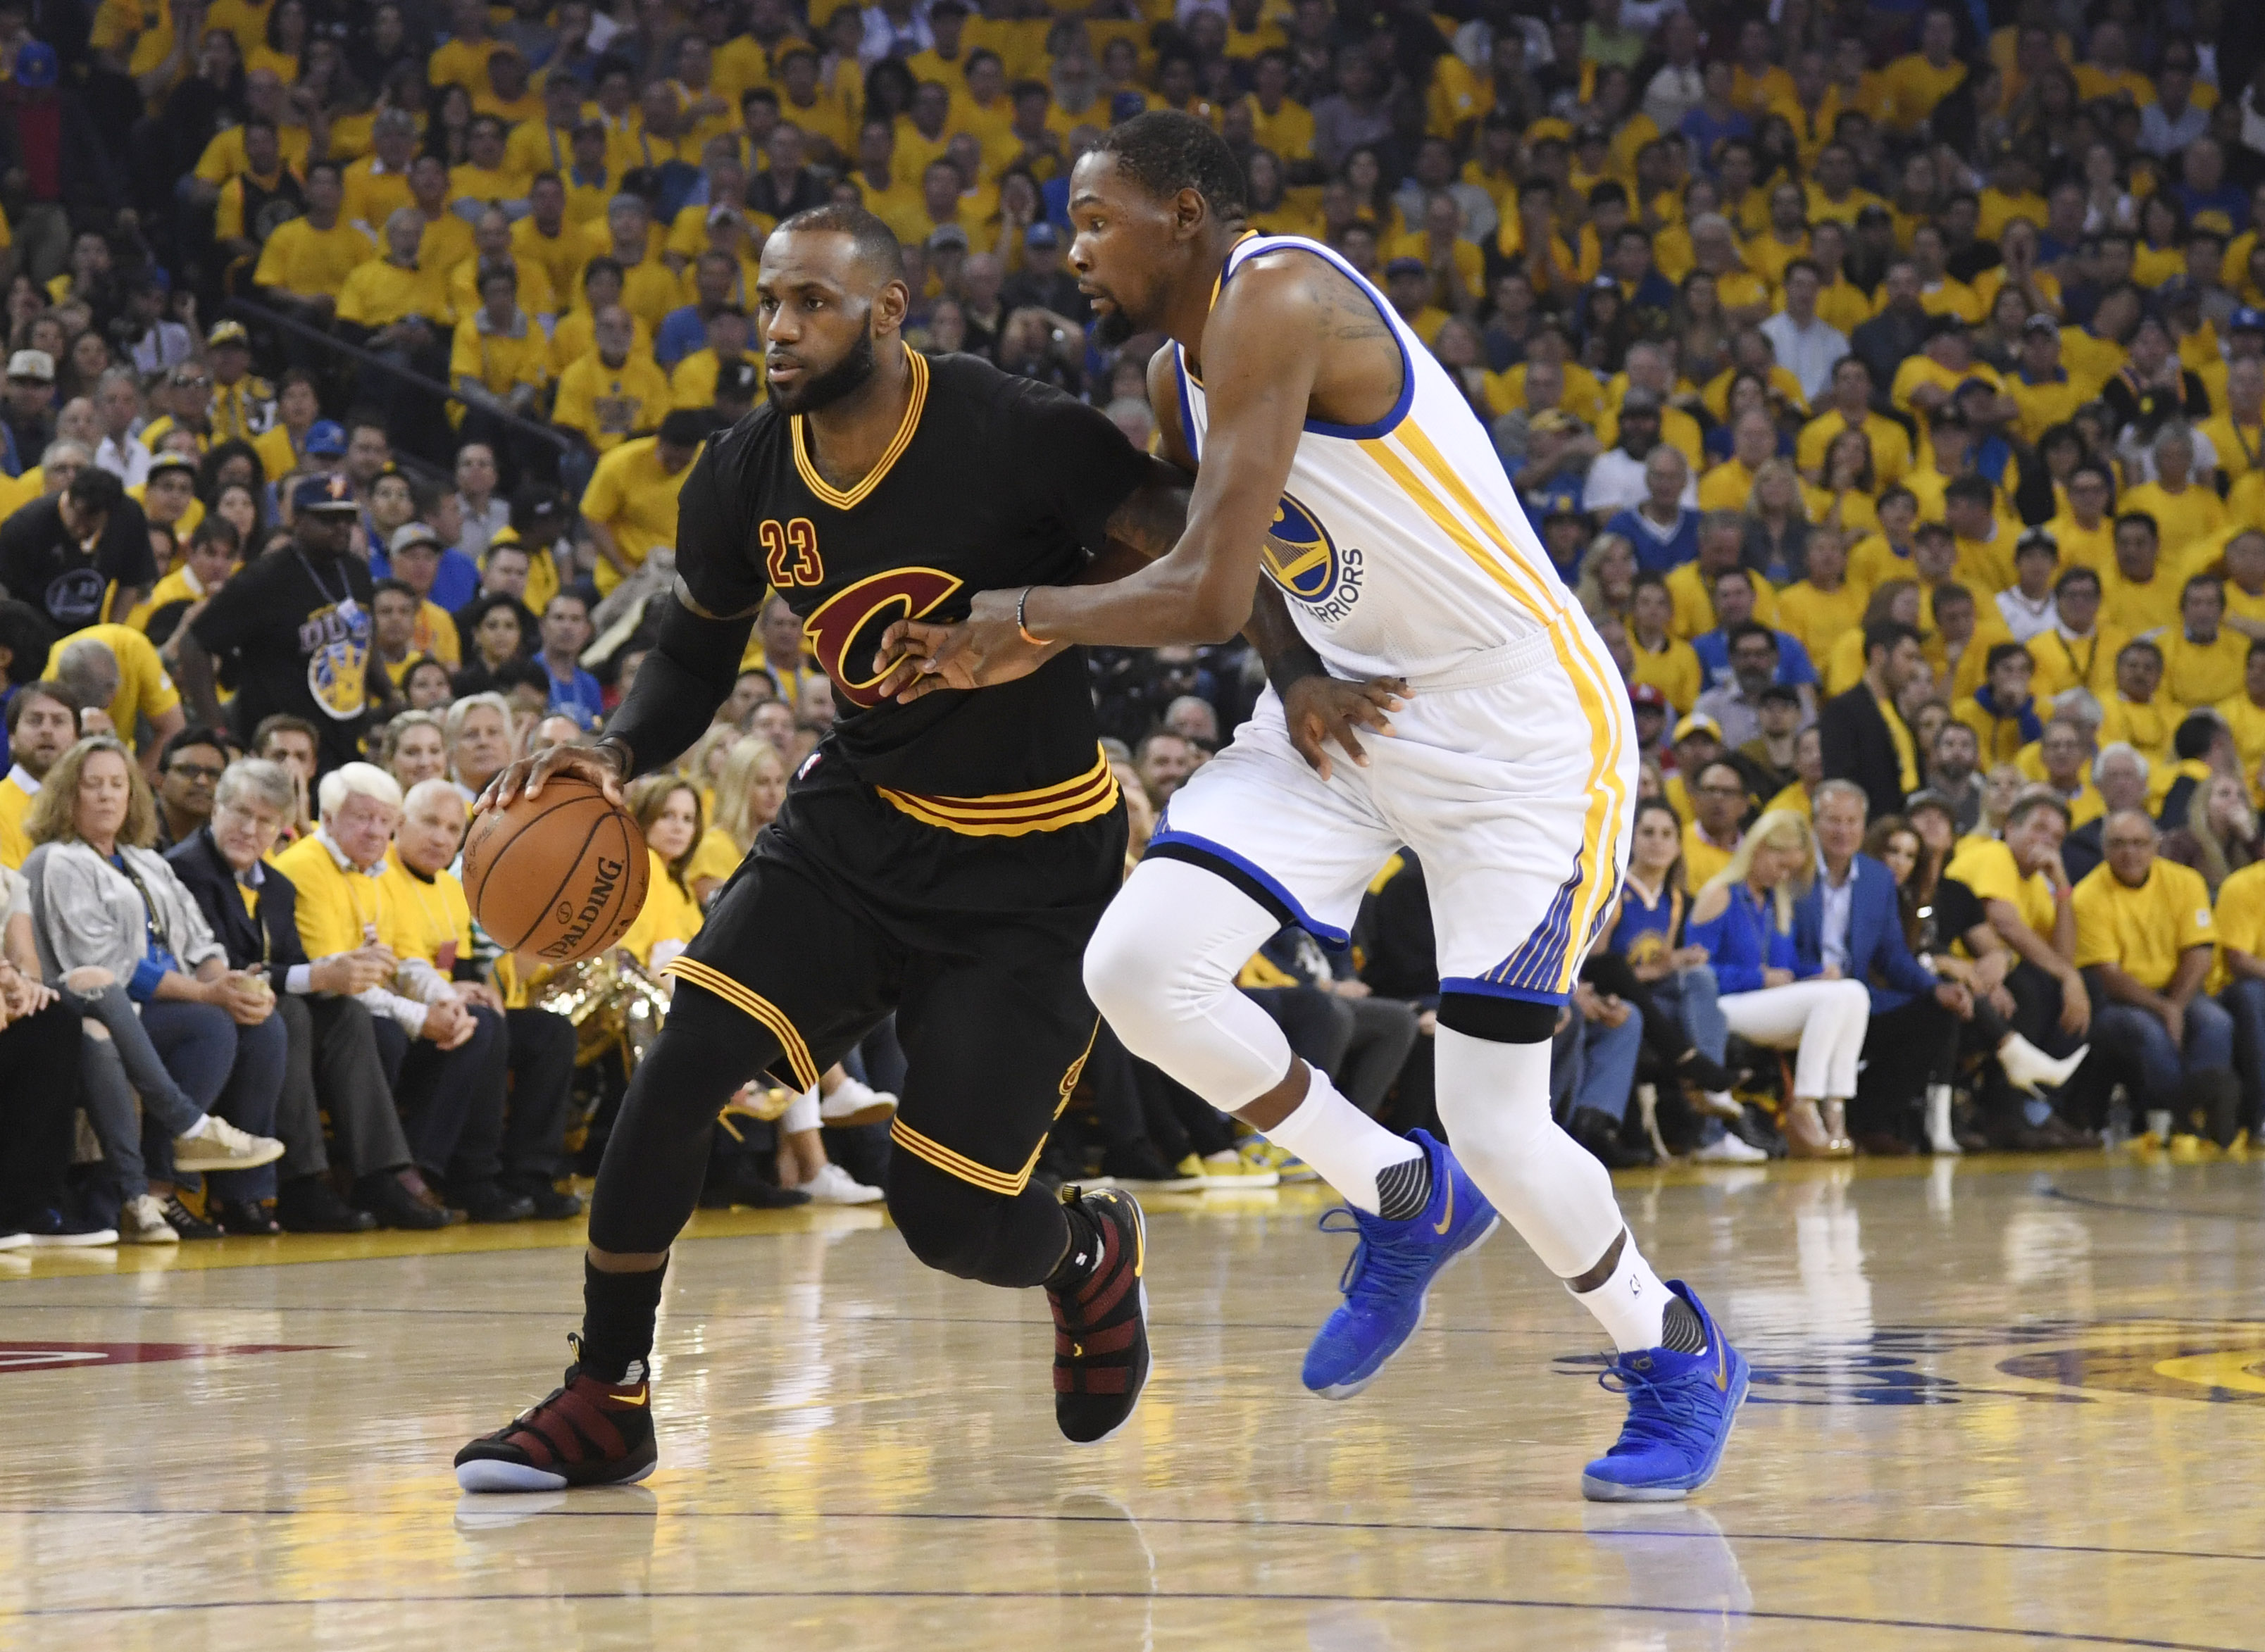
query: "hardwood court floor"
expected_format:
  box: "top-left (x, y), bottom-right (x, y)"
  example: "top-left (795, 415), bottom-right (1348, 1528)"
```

top-left (3, 1150), bottom-right (2264, 1651)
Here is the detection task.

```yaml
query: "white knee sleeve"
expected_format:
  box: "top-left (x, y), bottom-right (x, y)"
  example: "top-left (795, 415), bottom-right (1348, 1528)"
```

top-left (1433, 1026), bottom-right (1626, 1280)
top-left (1084, 856), bottom-right (1297, 1110)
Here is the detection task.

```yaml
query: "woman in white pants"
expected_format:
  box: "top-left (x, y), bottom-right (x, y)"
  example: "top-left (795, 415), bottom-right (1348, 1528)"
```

top-left (1683, 810), bottom-right (1871, 1158)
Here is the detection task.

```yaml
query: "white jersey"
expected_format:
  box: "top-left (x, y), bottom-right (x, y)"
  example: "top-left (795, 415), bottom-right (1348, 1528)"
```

top-left (1169, 232), bottom-right (1585, 689)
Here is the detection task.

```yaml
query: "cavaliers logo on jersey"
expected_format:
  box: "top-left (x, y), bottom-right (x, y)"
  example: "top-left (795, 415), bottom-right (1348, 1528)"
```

top-left (802, 568), bottom-right (963, 708)
top-left (1261, 492), bottom-right (1364, 620)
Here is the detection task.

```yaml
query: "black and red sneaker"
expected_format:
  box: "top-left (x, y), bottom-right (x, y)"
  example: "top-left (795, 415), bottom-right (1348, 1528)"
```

top-left (1047, 1187), bottom-right (1153, 1445)
top-left (454, 1337), bottom-right (659, 1492)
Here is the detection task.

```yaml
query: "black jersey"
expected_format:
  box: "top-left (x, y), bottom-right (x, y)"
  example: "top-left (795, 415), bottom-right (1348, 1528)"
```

top-left (674, 348), bottom-right (1151, 801)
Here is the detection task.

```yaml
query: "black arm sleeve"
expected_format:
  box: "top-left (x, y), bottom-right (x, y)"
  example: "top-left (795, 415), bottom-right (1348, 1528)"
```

top-left (600, 591), bottom-right (756, 779)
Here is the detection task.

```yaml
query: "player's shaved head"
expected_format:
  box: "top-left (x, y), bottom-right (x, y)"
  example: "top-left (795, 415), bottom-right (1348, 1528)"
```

top-left (772, 203), bottom-right (906, 284)
top-left (1092, 111), bottom-right (1248, 222)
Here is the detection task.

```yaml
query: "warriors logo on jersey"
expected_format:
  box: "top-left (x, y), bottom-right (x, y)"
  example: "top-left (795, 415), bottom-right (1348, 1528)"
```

top-left (1262, 492), bottom-right (1364, 622)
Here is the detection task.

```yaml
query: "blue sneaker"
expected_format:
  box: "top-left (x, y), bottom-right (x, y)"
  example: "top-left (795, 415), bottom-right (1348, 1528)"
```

top-left (1302, 1130), bottom-right (1498, 1398)
top-left (1580, 1282), bottom-right (1748, 1503)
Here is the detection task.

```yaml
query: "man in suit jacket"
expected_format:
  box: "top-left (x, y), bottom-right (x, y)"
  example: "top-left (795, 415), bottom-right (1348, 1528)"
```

top-left (167, 760), bottom-right (453, 1232)
top-left (1818, 620), bottom-right (1928, 823)
top-left (1795, 780), bottom-right (1971, 1153)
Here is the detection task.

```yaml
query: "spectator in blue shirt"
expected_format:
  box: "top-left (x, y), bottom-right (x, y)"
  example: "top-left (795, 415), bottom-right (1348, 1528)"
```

top-left (1678, 61), bottom-right (1752, 175)
top-left (1605, 452), bottom-right (1702, 574)
top-left (535, 591), bottom-right (604, 730)
top-left (1691, 568), bottom-right (1818, 696)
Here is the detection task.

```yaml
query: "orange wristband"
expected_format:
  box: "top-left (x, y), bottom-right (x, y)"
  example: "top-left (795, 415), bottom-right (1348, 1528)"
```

top-left (1016, 585), bottom-right (1046, 646)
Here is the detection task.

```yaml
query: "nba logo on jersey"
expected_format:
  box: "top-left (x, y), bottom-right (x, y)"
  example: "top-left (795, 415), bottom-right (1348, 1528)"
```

top-left (1262, 492), bottom-right (1364, 622)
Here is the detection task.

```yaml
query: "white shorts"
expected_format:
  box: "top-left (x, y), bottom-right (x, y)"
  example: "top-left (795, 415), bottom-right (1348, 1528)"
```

top-left (1149, 622), bottom-right (1637, 1006)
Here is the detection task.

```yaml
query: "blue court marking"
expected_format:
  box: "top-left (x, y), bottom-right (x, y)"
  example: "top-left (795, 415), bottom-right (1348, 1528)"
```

top-left (4, 1588), bottom-right (2244, 1646)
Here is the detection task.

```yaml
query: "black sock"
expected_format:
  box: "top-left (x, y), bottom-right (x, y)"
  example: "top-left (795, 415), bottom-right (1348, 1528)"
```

top-left (580, 1256), bottom-right (667, 1382)
top-left (1043, 1197), bottom-right (1104, 1293)
top-left (1375, 1151), bottom-right (1433, 1221)
top-left (1660, 1295), bottom-right (1706, 1355)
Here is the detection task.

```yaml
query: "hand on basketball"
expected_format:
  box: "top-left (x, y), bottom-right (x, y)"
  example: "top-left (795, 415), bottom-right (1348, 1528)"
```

top-left (480, 737), bottom-right (628, 813)
top-left (872, 588), bottom-right (1059, 703)
top-left (1280, 672), bottom-right (1408, 782)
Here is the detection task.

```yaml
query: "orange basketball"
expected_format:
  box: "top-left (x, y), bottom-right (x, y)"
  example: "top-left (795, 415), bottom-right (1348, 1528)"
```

top-left (462, 775), bottom-right (651, 965)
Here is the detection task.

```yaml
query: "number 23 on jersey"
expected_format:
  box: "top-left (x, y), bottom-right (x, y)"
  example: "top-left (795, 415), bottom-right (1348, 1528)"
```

top-left (760, 518), bottom-right (823, 588)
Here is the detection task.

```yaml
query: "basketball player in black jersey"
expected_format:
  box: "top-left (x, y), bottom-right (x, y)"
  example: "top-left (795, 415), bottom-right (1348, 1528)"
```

top-left (453, 204), bottom-right (1385, 1489)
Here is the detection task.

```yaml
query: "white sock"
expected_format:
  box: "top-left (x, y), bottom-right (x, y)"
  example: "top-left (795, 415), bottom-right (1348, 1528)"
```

top-left (1261, 1067), bottom-right (1423, 1215)
top-left (182, 1115), bottom-right (216, 1140)
top-left (1571, 1233), bottom-right (1675, 1354)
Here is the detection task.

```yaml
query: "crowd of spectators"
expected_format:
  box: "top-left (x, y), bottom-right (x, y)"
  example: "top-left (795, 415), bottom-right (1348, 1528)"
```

top-left (14, 0), bottom-right (2265, 1243)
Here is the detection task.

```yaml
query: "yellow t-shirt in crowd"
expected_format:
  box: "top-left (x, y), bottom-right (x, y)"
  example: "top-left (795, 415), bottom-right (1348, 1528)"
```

top-left (0, 772), bottom-right (33, 869)
top-left (335, 257), bottom-right (454, 330)
top-left (686, 825), bottom-right (745, 891)
top-left (1796, 408), bottom-right (1913, 486)
top-left (2159, 629), bottom-right (2248, 712)
top-left (554, 353), bottom-right (672, 453)
top-left (1680, 820), bottom-right (1736, 889)
top-left (1775, 580), bottom-right (1864, 669)
top-left (1628, 634), bottom-right (1704, 713)
top-left (273, 832), bottom-right (387, 958)
top-left (1946, 837), bottom-right (2057, 940)
top-left (252, 218), bottom-right (375, 301)
top-left (377, 846), bottom-right (475, 972)
top-left (1664, 560), bottom-right (1782, 640)
top-left (2096, 693), bottom-right (2176, 766)
top-left (2209, 860), bottom-right (2265, 989)
top-left (2025, 625), bottom-right (2126, 706)
top-left (2098, 565), bottom-right (2183, 639)
top-left (579, 435), bottom-right (691, 594)
top-left (2122, 481), bottom-right (2228, 565)
top-left (2220, 693), bottom-right (2265, 801)
top-left (2072, 858), bottom-right (2214, 992)
top-left (618, 851), bottom-right (703, 965)
top-left (41, 624), bottom-right (179, 754)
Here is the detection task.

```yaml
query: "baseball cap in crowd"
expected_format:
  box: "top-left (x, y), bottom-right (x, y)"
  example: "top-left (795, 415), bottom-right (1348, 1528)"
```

top-left (1025, 222), bottom-right (1060, 249)
top-left (304, 420), bottom-right (347, 457)
top-left (13, 42), bottom-right (56, 90)
top-left (1384, 256), bottom-right (1427, 279)
top-left (292, 474), bottom-right (361, 515)
top-left (146, 451), bottom-right (197, 481)
top-left (388, 522), bottom-right (441, 557)
top-left (1673, 712), bottom-right (1722, 744)
top-left (1923, 313), bottom-right (1966, 340)
top-left (6, 349), bottom-right (52, 383)
top-left (2022, 313), bottom-right (2059, 337)
top-left (1109, 90), bottom-right (1148, 123)
top-left (207, 320), bottom-right (251, 349)
top-left (1628, 682), bottom-right (1669, 715)
top-left (926, 225), bottom-right (969, 253)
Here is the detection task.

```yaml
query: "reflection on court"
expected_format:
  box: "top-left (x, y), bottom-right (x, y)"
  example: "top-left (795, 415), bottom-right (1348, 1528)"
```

top-left (4, 1153), bottom-right (2264, 1651)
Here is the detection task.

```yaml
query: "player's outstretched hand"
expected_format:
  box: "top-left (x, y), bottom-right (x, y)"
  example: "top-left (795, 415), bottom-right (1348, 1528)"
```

top-left (872, 587), bottom-right (1056, 703)
top-left (479, 737), bottom-right (628, 814)
top-left (1282, 672), bottom-right (1409, 782)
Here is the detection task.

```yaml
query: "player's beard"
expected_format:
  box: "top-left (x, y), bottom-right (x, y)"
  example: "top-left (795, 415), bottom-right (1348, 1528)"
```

top-left (772, 327), bottom-right (878, 415)
top-left (1093, 305), bottom-right (1137, 348)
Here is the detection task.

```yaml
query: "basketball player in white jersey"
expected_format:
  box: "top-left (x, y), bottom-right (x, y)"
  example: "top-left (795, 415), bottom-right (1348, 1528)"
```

top-left (874, 113), bottom-right (1745, 1500)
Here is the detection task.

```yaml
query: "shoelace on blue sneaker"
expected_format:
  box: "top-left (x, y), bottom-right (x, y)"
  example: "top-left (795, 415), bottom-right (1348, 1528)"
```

top-left (1595, 1357), bottom-right (1714, 1456)
top-left (1318, 1207), bottom-right (1431, 1301)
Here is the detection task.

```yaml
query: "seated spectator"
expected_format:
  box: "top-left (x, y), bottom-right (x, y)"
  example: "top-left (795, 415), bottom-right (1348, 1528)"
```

top-left (0, 856), bottom-right (91, 1245)
top-left (1730, 684), bottom-right (1804, 801)
top-left (2153, 712), bottom-right (2228, 831)
top-left (382, 780), bottom-right (581, 1219)
top-left (1945, 793), bottom-right (2097, 1148)
top-left (2, 681), bottom-right (77, 868)
top-left (1694, 622), bottom-right (1792, 749)
top-left (404, 658), bottom-right (457, 711)
top-left (1680, 756), bottom-right (1747, 887)
top-left (1627, 574), bottom-right (1703, 712)
top-left (1923, 720), bottom-right (1987, 833)
top-left (166, 758), bottom-right (448, 1232)
top-left (2160, 775), bottom-right (2261, 894)
top-left (1552, 971), bottom-right (1650, 1168)
top-left (151, 725), bottom-right (226, 851)
top-left (535, 592), bottom-right (604, 730)
top-left (2061, 742), bottom-right (2151, 886)
top-left (2073, 809), bottom-right (2238, 1144)
top-left (23, 736), bottom-right (286, 1243)
top-left (2211, 853), bottom-right (2265, 1143)
top-left (252, 715), bottom-right (320, 843)
top-left (273, 763), bottom-right (522, 1220)
top-left (444, 692), bottom-right (516, 804)
top-left (1684, 808), bottom-right (1870, 1158)
top-left (1955, 642), bottom-right (2044, 765)
top-left (1796, 782), bottom-right (1967, 1155)
top-left (1246, 920), bottom-right (1420, 1124)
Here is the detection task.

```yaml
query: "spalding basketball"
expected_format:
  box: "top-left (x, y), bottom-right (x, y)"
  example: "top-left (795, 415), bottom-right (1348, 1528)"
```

top-left (462, 776), bottom-right (651, 965)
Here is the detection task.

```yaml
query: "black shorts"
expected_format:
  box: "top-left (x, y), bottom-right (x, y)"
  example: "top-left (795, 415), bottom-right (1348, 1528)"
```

top-left (666, 748), bottom-right (1128, 1197)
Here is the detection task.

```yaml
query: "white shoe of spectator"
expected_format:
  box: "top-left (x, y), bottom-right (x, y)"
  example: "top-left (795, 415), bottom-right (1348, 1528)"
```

top-left (173, 1115), bottom-right (287, 1174)
top-left (818, 1077), bottom-right (899, 1130)
top-left (0, 1230), bottom-right (28, 1251)
top-left (1997, 1034), bottom-right (2088, 1095)
top-left (118, 1194), bottom-right (180, 1245)
top-left (1691, 1132), bottom-right (1768, 1164)
top-left (801, 1163), bottom-right (885, 1205)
